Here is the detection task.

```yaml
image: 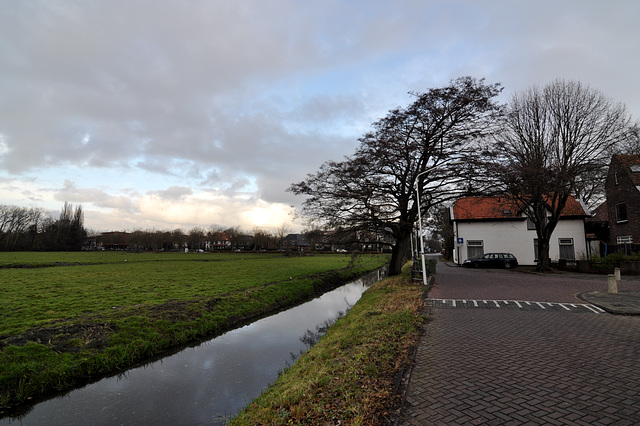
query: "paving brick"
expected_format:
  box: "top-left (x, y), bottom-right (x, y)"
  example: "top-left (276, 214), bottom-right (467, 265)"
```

top-left (397, 262), bottom-right (640, 425)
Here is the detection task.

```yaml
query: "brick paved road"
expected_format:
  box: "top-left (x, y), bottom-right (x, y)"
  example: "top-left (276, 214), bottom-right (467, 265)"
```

top-left (399, 258), bottom-right (640, 425)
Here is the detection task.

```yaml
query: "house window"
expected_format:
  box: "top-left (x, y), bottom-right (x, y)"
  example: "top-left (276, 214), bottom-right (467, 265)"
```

top-left (617, 235), bottom-right (633, 244)
top-left (467, 240), bottom-right (484, 259)
top-left (615, 203), bottom-right (628, 223)
top-left (559, 238), bottom-right (575, 261)
top-left (614, 172), bottom-right (619, 185)
top-left (533, 238), bottom-right (538, 262)
top-left (526, 218), bottom-right (536, 230)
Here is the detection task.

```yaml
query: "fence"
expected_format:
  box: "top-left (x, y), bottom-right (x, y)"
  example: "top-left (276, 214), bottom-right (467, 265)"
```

top-left (602, 242), bottom-right (640, 257)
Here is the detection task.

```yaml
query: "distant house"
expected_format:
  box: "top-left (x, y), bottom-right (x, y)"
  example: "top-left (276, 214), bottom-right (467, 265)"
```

top-left (282, 234), bottom-right (310, 251)
top-left (450, 195), bottom-right (589, 266)
top-left (98, 231), bottom-right (130, 250)
top-left (209, 232), bottom-right (232, 250)
top-left (604, 155), bottom-right (640, 252)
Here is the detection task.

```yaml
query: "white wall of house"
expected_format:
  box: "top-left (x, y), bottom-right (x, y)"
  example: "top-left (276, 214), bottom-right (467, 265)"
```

top-left (452, 218), bottom-right (588, 266)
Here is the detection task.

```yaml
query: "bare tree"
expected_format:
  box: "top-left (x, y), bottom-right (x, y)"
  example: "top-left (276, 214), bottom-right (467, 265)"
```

top-left (303, 227), bottom-right (327, 252)
top-left (618, 123), bottom-right (640, 155)
top-left (0, 205), bottom-right (46, 250)
top-left (252, 227), bottom-right (268, 250)
top-left (275, 224), bottom-right (289, 248)
top-left (223, 226), bottom-right (243, 250)
top-left (39, 202), bottom-right (87, 250)
top-left (488, 79), bottom-right (636, 271)
top-left (171, 228), bottom-right (185, 251)
top-left (187, 227), bottom-right (206, 251)
top-left (290, 77), bottom-right (503, 275)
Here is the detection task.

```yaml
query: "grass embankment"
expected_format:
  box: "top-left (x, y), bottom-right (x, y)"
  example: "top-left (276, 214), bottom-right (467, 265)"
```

top-left (0, 252), bottom-right (388, 412)
top-left (230, 265), bottom-right (428, 425)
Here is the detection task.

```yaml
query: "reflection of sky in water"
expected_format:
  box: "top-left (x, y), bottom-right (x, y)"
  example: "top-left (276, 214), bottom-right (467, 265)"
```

top-left (3, 273), bottom-right (379, 425)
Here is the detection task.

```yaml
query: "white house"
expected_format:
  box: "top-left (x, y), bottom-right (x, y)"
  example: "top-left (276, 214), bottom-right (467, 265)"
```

top-left (451, 195), bottom-right (590, 266)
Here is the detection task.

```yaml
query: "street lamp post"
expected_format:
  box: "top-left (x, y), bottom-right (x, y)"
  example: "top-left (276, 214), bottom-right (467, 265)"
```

top-left (415, 181), bottom-right (429, 286)
top-left (415, 160), bottom-right (463, 285)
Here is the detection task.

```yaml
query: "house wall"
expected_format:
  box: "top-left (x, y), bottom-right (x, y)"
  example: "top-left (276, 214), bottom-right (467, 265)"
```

top-left (605, 158), bottom-right (640, 245)
top-left (453, 218), bottom-right (587, 266)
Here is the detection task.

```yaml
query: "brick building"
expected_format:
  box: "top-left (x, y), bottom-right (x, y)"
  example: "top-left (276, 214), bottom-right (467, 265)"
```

top-left (605, 154), bottom-right (640, 246)
top-left (98, 231), bottom-right (130, 250)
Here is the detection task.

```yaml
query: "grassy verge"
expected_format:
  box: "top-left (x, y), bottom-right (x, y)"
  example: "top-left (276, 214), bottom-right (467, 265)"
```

top-left (0, 252), bottom-right (388, 412)
top-left (230, 265), bottom-right (427, 425)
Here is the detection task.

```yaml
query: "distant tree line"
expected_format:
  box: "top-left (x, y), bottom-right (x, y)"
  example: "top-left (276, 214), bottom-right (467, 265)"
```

top-left (0, 201), bottom-right (389, 253)
top-left (91, 225), bottom-right (293, 252)
top-left (94, 225), bottom-right (389, 253)
top-left (0, 202), bottom-right (87, 251)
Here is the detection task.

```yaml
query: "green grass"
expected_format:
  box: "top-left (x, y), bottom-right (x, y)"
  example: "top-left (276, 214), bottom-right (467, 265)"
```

top-left (0, 251), bottom-right (389, 411)
top-left (230, 265), bottom-right (427, 425)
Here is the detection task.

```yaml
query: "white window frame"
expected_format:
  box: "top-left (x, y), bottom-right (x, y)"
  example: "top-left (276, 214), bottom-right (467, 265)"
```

top-left (467, 240), bottom-right (484, 259)
top-left (617, 235), bottom-right (633, 244)
top-left (559, 238), bottom-right (575, 261)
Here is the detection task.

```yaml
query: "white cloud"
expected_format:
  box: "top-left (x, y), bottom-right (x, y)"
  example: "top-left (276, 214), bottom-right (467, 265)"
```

top-left (0, 0), bottom-right (639, 233)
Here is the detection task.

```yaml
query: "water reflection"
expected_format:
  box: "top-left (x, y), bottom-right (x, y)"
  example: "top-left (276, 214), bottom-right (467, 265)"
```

top-left (2, 269), bottom-right (383, 425)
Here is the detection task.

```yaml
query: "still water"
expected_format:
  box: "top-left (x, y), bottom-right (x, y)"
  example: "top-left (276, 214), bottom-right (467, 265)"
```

top-left (3, 269), bottom-right (385, 425)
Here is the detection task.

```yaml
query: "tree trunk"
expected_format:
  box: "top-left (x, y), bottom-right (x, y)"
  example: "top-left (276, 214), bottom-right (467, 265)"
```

top-left (536, 238), bottom-right (552, 272)
top-left (389, 233), bottom-right (410, 275)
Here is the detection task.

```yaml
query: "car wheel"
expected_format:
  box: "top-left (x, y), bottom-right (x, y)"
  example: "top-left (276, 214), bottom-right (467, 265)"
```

top-left (504, 261), bottom-right (512, 269)
top-left (473, 263), bottom-right (479, 268)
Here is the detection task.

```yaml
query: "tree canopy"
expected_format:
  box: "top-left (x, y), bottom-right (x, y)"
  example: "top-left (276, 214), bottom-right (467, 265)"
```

top-left (486, 79), bottom-right (636, 270)
top-left (290, 77), bottom-right (503, 275)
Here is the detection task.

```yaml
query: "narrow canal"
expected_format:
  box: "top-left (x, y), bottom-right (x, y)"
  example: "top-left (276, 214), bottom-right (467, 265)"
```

top-left (2, 269), bottom-right (385, 425)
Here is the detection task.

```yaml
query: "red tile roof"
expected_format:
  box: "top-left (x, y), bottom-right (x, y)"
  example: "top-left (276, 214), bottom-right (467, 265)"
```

top-left (452, 195), bottom-right (587, 220)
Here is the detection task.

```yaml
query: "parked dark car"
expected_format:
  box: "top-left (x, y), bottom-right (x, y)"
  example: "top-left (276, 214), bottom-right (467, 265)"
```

top-left (463, 253), bottom-right (518, 269)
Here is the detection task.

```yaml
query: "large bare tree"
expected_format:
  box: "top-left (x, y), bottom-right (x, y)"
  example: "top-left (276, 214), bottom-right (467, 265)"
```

top-left (0, 205), bottom-right (45, 250)
top-left (290, 77), bottom-right (503, 275)
top-left (489, 79), bottom-right (636, 271)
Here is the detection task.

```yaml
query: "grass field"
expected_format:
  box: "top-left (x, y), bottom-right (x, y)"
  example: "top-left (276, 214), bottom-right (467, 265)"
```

top-left (0, 251), bottom-right (389, 412)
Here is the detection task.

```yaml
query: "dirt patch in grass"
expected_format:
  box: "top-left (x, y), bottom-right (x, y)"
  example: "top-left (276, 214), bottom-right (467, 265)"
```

top-left (0, 295), bottom-right (225, 354)
top-left (0, 323), bottom-right (115, 353)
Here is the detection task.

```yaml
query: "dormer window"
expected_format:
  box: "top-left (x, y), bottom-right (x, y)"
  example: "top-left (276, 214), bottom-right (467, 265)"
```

top-left (630, 164), bottom-right (640, 173)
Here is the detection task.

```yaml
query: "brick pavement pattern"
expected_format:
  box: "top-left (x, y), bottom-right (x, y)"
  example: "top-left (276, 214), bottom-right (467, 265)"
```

top-left (399, 261), bottom-right (640, 425)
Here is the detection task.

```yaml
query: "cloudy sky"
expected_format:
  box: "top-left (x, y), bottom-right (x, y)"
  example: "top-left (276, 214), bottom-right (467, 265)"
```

top-left (1, 0), bottom-right (638, 233)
